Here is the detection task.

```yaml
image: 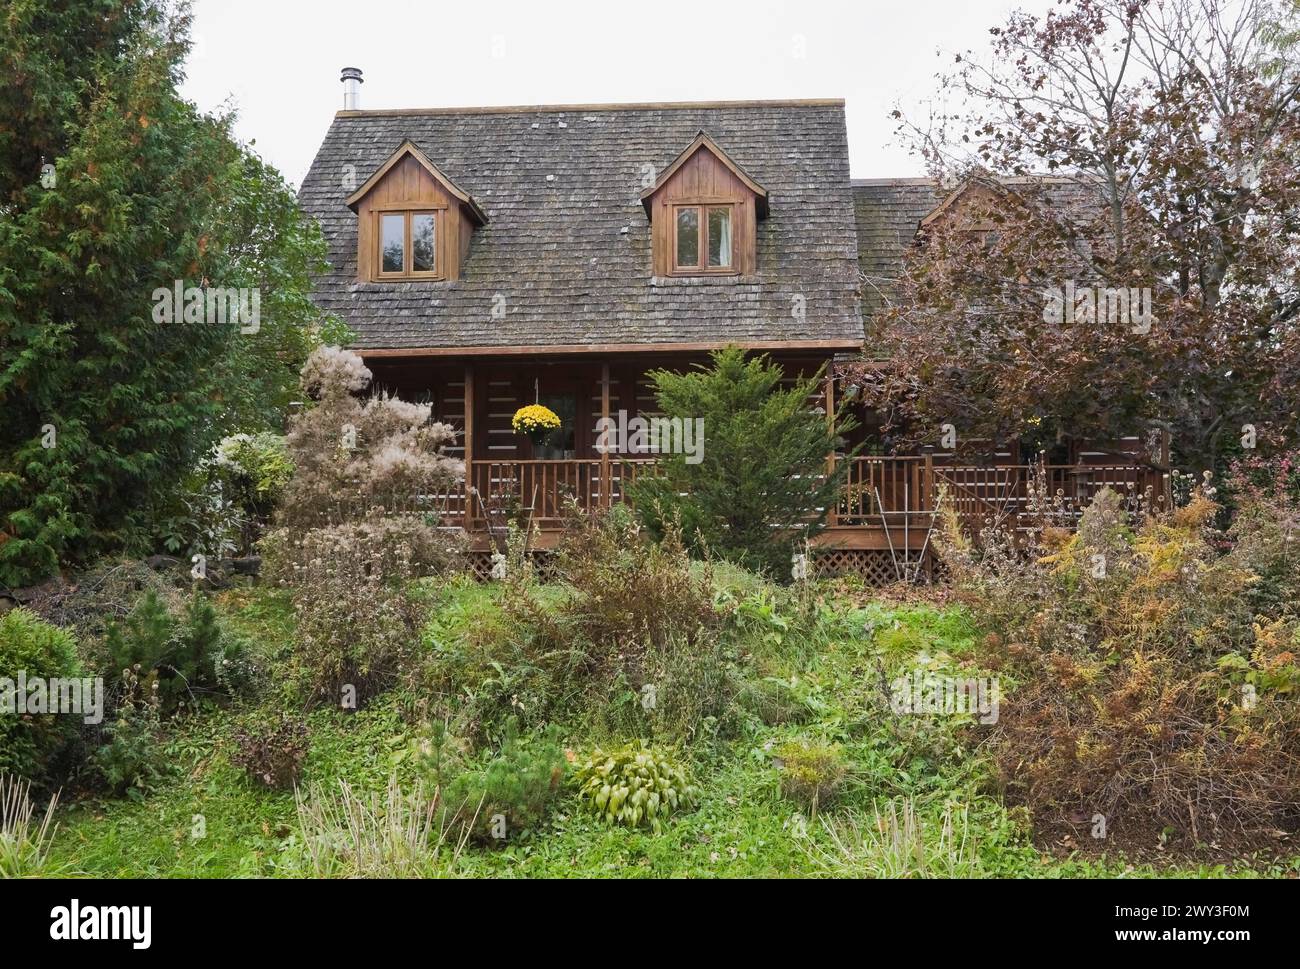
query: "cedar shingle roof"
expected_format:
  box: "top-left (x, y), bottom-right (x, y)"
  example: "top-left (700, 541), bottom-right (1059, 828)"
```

top-left (298, 100), bottom-right (864, 352)
top-left (851, 175), bottom-right (1105, 319)
top-left (851, 178), bottom-right (947, 320)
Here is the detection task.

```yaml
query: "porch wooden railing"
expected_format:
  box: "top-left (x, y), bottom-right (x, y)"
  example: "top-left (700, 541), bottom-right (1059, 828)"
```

top-left (832, 456), bottom-right (927, 523)
top-left (933, 461), bottom-right (1165, 531)
top-left (436, 456), bottom-right (1166, 535)
top-left (445, 458), bottom-right (659, 530)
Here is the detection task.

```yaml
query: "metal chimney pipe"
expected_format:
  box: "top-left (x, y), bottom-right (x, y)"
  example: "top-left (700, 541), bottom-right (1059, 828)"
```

top-left (340, 67), bottom-right (363, 110)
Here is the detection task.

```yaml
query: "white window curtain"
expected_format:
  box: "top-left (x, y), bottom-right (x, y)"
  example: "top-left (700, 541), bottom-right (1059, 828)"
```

top-left (713, 208), bottom-right (732, 267)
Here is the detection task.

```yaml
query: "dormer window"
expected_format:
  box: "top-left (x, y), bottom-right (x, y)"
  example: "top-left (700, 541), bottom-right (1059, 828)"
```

top-left (379, 210), bottom-right (439, 277)
top-left (673, 204), bottom-right (734, 272)
top-left (641, 132), bottom-right (768, 278)
top-left (346, 140), bottom-right (487, 283)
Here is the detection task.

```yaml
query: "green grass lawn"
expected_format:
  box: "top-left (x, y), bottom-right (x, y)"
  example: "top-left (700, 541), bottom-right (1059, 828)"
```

top-left (40, 582), bottom-right (1300, 879)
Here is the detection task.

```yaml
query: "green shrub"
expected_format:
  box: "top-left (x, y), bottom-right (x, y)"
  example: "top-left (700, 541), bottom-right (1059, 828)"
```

top-left (0, 609), bottom-right (82, 785)
top-left (572, 742), bottom-right (697, 832)
top-left (433, 723), bottom-right (567, 843)
top-left (587, 628), bottom-right (744, 747)
top-left (0, 7), bottom-right (327, 589)
top-left (215, 433), bottom-right (293, 519)
top-left (774, 740), bottom-right (846, 815)
top-left (736, 676), bottom-right (813, 727)
top-left (155, 432), bottom-right (294, 559)
top-left (544, 505), bottom-right (720, 652)
top-left (413, 509), bottom-right (729, 743)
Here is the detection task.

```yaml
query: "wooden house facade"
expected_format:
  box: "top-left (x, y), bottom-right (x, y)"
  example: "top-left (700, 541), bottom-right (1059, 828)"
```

top-left (298, 93), bottom-right (1161, 578)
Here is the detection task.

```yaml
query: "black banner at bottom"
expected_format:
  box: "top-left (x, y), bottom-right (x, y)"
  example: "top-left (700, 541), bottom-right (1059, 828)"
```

top-left (0, 876), bottom-right (1281, 954)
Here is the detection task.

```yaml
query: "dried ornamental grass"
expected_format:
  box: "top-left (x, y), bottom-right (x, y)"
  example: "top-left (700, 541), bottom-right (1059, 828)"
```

top-left (0, 775), bottom-right (59, 878)
top-left (292, 776), bottom-right (466, 878)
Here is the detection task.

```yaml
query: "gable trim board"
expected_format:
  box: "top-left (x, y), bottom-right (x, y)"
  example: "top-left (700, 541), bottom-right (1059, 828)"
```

top-left (345, 139), bottom-right (489, 225)
top-left (639, 131), bottom-right (770, 218)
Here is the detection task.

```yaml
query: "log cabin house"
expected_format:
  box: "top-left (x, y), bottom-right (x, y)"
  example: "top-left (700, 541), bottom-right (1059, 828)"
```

top-left (298, 73), bottom-right (1163, 579)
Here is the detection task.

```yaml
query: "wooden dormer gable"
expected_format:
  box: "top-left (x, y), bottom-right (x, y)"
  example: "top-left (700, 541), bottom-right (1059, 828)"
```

top-left (640, 132), bottom-right (768, 277)
top-left (918, 177), bottom-right (1007, 235)
top-left (346, 140), bottom-right (487, 282)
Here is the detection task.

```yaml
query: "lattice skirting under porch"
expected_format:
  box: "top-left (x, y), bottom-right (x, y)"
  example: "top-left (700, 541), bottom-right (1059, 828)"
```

top-left (812, 548), bottom-right (936, 584)
top-left (468, 547), bottom-right (935, 585)
top-left (466, 549), bottom-right (558, 581)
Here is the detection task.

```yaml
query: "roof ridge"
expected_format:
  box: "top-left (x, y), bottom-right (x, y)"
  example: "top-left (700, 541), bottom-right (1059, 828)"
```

top-left (850, 177), bottom-right (937, 186)
top-left (336, 98), bottom-right (845, 118)
top-left (851, 174), bottom-right (1091, 187)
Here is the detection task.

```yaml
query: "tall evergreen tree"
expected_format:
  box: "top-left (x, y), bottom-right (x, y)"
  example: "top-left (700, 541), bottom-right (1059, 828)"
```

top-left (0, 1), bottom-right (329, 586)
top-left (629, 347), bottom-right (857, 579)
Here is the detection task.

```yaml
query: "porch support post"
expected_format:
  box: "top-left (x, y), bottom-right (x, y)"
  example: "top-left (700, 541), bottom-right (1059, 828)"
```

top-left (463, 363), bottom-right (475, 530)
top-left (824, 367), bottom-right (837, 527)
top-left (600, 361), bottom-right (611, 509)
top-left (923, 448), bottom-right (935, 513)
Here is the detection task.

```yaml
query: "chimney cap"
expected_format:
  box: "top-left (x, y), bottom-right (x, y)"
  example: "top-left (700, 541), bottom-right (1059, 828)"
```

top-left (340, 67), bottom-right (364, 83)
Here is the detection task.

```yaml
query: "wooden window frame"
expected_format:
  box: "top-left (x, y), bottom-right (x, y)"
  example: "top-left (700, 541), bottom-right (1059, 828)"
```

top-left (669, 200), bottom-right (738, 276)
top-left (374, 207), bottom-right (444, 281)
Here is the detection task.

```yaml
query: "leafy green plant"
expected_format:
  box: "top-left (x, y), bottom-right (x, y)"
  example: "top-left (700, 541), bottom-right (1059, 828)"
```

top-left (774, 740), bottom-right (846, 815)
top-left (93, 667), bottom-right (169, 799)
top-left (627, 631), bottom-right (740, 746)
top-left (733, 590), bottom-right (794, 649)
top-left (545, 503), bottom-right (720, 652)
top-left (215, 433), bottom-right (293, 511)
top-left (157, 432), bottom-right (294, 559)
top-left (0, 608), bottom-right (82, 785)
top-left (414, 509), bottom-right (726, 743)
top-left (572, 742), bottom-right (697, 832)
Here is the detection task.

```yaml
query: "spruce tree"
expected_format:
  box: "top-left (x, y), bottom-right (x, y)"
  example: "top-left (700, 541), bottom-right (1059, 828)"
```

top-left (629, 347), bottom-right (857, 578)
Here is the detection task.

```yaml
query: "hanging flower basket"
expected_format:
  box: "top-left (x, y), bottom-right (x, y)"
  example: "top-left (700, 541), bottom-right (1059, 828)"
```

top-left (512, 404), bottom-right (561, 445)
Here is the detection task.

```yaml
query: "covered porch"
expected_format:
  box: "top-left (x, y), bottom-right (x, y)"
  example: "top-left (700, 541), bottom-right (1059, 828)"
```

top-left (430, 454), bottom-right (1164, 580)
top-left (363, 350), bottom-right (1167, 579)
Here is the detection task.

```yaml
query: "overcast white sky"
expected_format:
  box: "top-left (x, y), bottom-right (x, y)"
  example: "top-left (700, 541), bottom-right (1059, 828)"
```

top-left (181, 0), bottom-right (1056, 188)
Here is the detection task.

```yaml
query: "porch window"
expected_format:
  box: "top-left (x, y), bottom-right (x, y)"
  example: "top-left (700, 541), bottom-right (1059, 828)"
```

top-left (377, 210), bottom-right (439, 278)
top-left (672, 204), bottom-right (734, 273)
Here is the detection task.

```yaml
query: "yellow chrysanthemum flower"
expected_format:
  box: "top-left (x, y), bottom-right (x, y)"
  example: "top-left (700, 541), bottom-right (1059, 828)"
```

top-left (512, 404), bottom-right (561, 435)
